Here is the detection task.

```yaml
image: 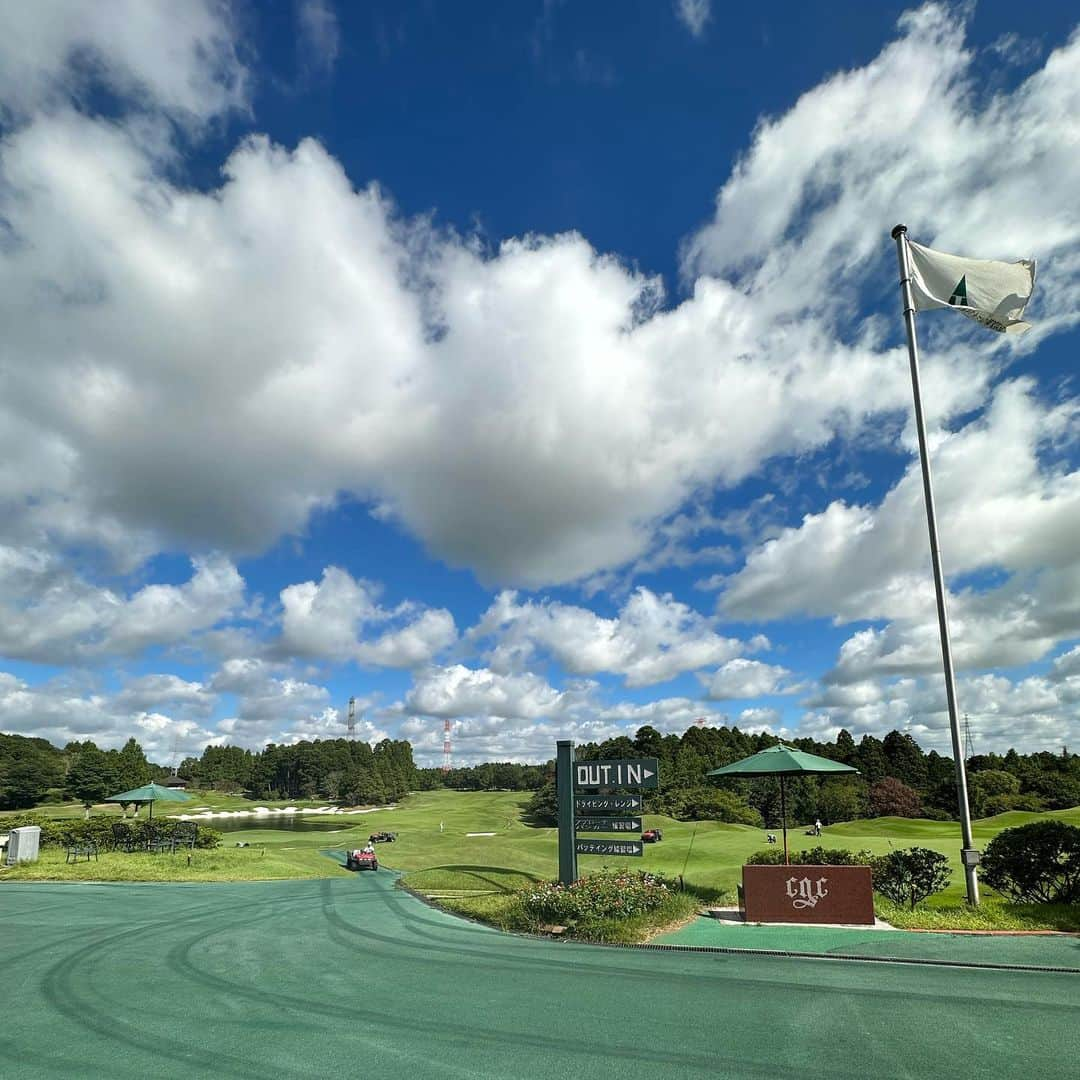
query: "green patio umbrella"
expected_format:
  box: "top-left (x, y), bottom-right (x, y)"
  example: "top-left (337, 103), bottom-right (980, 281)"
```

top-left (707, 745), bottom-right (858, 864)
top-left (104, 782), bottom-right (191, 820)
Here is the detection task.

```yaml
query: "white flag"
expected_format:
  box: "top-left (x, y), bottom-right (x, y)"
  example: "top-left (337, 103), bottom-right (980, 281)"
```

top-left (908, 240), bottom-right (1036, 334)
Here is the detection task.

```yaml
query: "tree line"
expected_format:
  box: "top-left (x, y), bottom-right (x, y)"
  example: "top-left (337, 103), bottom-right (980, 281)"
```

top-left (0, 733), bottom-right (159, 812)
top-left (3, 724), bottom-right (1078, 825)
top-left (523, 725), bottom-right (1080, 827)
top-left (176, 738), bottom-right (417, 805)
top-left (0, 733), bottom-right (417, 810)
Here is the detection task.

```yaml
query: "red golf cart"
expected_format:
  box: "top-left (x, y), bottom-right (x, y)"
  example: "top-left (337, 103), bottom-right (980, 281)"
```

top-left (345, 849), bottom-right (379, 871)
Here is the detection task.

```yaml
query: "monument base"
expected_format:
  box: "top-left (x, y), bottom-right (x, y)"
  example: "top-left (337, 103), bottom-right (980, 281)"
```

top-left (740, 864), bottom-right (875, 925)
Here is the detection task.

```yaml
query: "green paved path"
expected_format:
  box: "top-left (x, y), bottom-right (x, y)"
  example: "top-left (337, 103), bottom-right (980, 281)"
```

top-left (2, 869), bottom-right (1078, 1079)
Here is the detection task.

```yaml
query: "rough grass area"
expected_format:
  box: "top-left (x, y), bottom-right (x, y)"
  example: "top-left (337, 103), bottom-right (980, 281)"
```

top-left (877, 896), bottom-right (1080, 932)
top-left (0, 845), bottom-right (339, 882)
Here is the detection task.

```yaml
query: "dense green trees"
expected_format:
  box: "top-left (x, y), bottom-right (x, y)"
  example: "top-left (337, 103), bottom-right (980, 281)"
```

top-left (565, 725), bottom-right (1080, 827)
top-left (3, 722), bottom-right (1079, 828)
top-left (439, 761), bottom-right (549, 792)
top-left (0, 734), bottom-right (65, 809)
top-left (65, 745), bottom-right (120, 818)
top-left (241, 738), bottom-right (417, 804)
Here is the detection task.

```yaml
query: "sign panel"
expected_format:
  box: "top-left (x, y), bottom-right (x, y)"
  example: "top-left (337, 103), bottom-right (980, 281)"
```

top-left (575, 839), bottom-right (644, 857)
top-left (573, 817), bottom-right (642, 833)
top-left (574, 795), bottom-right (643, 814)
top-left (573, 758), bottom-right (659, 790)
top-left (740, 864), bottom-right (874, 925)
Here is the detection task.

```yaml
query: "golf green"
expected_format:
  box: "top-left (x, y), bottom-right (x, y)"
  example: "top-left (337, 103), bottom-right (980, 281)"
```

top-left (1, 860), bottom-right (1077, 1079)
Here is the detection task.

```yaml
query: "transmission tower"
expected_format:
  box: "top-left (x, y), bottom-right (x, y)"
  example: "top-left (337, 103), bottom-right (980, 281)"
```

top-left (963, 713), bottom-right (975, 762)
top-left (441, 719), bottom-right (452, 773)
top-left (347, 696), bottom-right (356, 740)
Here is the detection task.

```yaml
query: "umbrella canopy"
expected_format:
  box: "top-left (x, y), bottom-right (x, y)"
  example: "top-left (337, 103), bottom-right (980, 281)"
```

top-left (707, 745), bottom-right (858, 863)
top-left (104, 782), bottom-right (191, 819)
top-left (707, 744), bottom-right (859, 778)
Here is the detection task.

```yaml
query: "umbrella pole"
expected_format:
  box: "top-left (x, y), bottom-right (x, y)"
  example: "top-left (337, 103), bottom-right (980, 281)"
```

top-left (780, 776), bottom-right (789, 865)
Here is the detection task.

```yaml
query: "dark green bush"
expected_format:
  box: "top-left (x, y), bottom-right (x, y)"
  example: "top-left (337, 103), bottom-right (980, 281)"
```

top-left (870, 847), bottom-right (951, 909)
top-left (981, 821), bottom-right (1080, 904)
top-left (746, 847), bottom-right (873, 866)
top-left (51, 818), bottom-right (128, 849)
top-left (1, 815), bottom-right (221, 851)
top-left (192, 826), bottom-right (222, 850)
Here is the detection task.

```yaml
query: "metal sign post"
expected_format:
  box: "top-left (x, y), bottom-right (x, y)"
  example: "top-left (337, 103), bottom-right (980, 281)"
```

top-left (556, 747), bottom-right (661, 883)
top-left (556, 741), bottom-right (577, 886)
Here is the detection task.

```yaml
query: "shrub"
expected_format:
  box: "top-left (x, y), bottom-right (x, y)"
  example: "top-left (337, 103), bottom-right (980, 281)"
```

top-left (2, 815), bottom-right (222, 851)
top-left (517, 871), bottom-right (674, 930)
top-left (746, 847), bottom-right (873, 866)
top-left (980, 821), bottom-right (1080, 904)
top-left (674, 787), bottom-right (763, 825)
top-left (870, 847), bottom-right (951, 909)
top-left (193, 826), bottom-right (222, 850)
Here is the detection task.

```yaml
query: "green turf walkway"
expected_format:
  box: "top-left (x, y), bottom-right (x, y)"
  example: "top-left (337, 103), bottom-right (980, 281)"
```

top-left (653, 916), bottom-right (1080, 969)
top-left (2, 864), bottom-right (1078, 1079)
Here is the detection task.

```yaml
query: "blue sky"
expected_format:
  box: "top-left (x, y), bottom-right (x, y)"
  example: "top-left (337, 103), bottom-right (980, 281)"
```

top-left (2, 1), bottom-right (1080, 766)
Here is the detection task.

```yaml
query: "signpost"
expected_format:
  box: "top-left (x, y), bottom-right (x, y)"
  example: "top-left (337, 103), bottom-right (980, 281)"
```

top-left (575, 839), bottom-right (643, 857)
top-left (556, 741), bottom-right (578, 886)
top-left (556, 743), bottom-right (661, 884)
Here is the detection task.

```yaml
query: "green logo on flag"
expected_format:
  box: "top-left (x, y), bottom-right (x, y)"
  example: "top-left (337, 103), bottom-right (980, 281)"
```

top-left (949, 275), bottom-right (968, 307)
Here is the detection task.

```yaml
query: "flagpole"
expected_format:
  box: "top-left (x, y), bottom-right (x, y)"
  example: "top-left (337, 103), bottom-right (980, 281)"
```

top-left (891, 224), bottom-right (979, 906)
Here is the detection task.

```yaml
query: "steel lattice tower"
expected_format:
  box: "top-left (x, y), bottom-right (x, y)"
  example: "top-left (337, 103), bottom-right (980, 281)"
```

top-left (441, 719), bottom-right (452, 773)
top-left (347, 696), bottom-right (356, 740)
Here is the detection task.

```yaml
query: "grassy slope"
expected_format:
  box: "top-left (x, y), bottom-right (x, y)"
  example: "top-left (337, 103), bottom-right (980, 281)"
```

top-left (4, 792), bottom-right (1079, 928)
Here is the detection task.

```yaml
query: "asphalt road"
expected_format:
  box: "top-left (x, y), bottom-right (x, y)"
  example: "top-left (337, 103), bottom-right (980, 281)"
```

top-left (2, 868), bottom-right (1077, 1079)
